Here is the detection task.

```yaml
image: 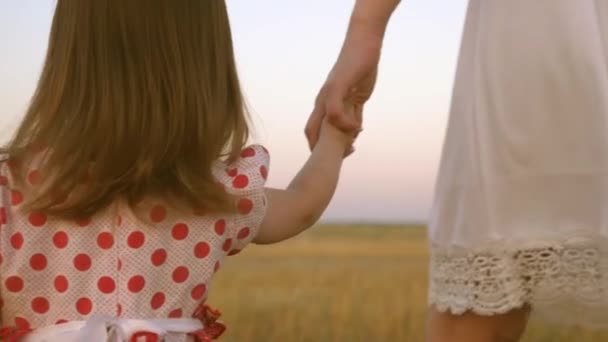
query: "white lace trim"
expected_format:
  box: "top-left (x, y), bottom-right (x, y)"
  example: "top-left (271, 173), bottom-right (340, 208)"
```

top-left (429, 236), bottom-right (608, 327)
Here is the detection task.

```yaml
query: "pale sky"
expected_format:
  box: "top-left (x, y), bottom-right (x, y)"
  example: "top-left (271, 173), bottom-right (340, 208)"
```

top-left (0, 1), bottom-right (469, 223)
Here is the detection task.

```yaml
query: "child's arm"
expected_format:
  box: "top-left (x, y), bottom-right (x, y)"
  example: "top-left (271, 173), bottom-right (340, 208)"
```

top-left (253, 120), bottom-right (354, 244)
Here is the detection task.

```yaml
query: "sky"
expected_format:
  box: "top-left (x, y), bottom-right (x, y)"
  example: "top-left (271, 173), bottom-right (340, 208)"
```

top-left (0, 1), bottom-right (469, 223)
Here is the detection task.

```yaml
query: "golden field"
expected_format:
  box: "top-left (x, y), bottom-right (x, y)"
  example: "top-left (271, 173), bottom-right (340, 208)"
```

top-left (208, 224), bottom-right (608, 341)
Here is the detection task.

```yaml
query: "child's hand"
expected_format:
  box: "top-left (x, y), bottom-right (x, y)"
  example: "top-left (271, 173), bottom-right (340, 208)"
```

top-left (320, 119), bottom-right (358, 157)
top-left (319, 103), bottom-right (360, 157)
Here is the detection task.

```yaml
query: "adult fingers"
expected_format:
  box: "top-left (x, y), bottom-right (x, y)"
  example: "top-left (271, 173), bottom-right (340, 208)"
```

top-left (305, 91), bottom-right (327, 151)
top-left (325, 84), bottom-right (360, 132)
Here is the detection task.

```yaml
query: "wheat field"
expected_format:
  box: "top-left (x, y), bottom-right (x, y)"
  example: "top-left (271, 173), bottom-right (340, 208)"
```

top-left (208, 225), bottom-right (608, 342)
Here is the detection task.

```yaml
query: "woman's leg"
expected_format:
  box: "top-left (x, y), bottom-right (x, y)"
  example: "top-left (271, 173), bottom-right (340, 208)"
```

top-left (426, 305), bottom-right (531, 342)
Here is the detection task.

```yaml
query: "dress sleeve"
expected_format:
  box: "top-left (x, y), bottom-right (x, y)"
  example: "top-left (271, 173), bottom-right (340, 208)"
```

top-left (215, 145), bottom-right (269, 255)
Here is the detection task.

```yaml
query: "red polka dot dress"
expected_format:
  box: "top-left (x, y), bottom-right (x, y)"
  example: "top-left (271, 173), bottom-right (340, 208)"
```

top-left (0, 145), bottom-right (269, 341)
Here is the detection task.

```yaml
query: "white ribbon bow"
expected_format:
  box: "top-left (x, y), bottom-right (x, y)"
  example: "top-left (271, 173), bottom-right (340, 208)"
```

top-left (22, 315), bottom-right (204, 342)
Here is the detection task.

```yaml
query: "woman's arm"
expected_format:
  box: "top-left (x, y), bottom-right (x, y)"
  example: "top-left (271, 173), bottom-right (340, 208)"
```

top-left (305, 0), bottom-right (400, 150)
top-left (349, 0), bottom-right (401, 39)
top-left (254, 119), bottom-right (353, 244)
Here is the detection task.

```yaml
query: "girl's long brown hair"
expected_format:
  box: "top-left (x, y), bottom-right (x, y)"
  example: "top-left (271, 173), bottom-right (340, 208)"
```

top-left (1, 0), bottom-right (249, 219)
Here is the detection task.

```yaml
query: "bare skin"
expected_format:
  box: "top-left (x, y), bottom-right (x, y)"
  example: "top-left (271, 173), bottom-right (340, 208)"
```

top-left (427, 306), bottom-right (531, 342)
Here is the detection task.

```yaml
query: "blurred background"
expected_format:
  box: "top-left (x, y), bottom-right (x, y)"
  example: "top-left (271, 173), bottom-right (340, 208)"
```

top-left (2, 1), bottom-right (607, 341)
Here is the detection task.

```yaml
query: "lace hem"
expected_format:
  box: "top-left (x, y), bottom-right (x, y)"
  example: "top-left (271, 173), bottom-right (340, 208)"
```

top-left (429, 236), bottom-right (608, 327)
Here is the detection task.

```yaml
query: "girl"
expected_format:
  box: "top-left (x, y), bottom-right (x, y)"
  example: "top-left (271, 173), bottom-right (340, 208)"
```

top-left (308, 0), bottom-right (608, 341)
top-left (0, 1), bottom-right (355, 341)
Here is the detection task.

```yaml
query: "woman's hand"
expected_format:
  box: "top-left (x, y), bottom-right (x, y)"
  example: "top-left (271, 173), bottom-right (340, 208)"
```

top-left (305, 31), bottom-right (381, 153)
top-left (305, 0), bottom-right (400, 152)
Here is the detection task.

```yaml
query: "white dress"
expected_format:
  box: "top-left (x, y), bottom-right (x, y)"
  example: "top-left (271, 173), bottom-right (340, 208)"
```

top-left (429, 0), bottom-right (608, 326)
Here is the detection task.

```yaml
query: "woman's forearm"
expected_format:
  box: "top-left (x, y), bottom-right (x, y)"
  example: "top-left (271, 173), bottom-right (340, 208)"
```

top-left (349, 0), bottom-right (401, 39)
